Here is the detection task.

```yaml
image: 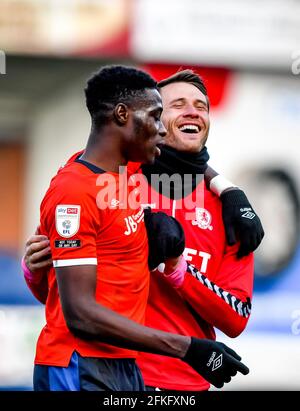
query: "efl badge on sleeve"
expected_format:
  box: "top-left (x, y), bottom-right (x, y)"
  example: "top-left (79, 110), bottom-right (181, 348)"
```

top-left (55, 205), bottom-right (81, 238)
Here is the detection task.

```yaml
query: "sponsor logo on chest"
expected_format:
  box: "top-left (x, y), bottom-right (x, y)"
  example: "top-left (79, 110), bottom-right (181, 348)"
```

top-left (124, 207), bottom-right (145, 236)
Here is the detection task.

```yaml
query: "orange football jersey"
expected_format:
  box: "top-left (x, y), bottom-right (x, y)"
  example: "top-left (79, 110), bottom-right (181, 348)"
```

top-left (35, 155), bottom-right (149, 366)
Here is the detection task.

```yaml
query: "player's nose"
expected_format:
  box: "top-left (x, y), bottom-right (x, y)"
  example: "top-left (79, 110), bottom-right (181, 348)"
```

top-left (158, 120), bottom-right (167, 138)
top-left (183, 105), bottom-right (200, 118)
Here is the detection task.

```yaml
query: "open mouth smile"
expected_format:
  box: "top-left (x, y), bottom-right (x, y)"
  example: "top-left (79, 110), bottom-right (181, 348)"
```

top-left (178, 124), bottom-right (201, 134)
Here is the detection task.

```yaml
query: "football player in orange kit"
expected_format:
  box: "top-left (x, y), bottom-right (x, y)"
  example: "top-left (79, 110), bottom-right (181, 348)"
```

top-left (24, 65), bottom-right (249, 391)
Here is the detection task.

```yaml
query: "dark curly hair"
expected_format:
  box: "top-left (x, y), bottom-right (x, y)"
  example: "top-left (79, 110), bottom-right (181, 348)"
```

top-left (85, 65), bottom-right (158, 128)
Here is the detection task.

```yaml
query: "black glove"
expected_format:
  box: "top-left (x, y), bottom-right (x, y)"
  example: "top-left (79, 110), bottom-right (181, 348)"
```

top-left (183, 337), bottom-right (249, 388)
top-left (220, 189), bottom-right (264, 258)
top-left (144, 208), bottom-right (185, 270)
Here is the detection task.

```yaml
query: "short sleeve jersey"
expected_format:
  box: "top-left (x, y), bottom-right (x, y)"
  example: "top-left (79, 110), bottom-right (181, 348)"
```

top-left (35, 154), bottom-right (149, 366)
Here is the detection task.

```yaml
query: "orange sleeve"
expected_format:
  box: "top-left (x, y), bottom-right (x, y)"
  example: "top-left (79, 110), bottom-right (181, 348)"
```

top-left (41, 183), bottom-right (100, 268)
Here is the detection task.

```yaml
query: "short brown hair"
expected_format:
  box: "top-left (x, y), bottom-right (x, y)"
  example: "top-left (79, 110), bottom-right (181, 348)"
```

top-left (158, 69), bottom-right (210, 110)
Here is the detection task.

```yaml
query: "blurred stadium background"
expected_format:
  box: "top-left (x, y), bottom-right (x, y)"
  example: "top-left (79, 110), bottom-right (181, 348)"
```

top-left (0, 0), bottom-right (300, 390)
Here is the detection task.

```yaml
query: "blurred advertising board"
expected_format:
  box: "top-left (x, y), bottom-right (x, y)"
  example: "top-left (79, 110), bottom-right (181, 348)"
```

top-left (131, 0), bottom-right (300, 70)
top-left (0, 0), bottom-right (131, 56)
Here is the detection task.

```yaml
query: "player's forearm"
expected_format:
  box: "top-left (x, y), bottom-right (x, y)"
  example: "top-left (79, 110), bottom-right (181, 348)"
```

top-left (65, 299), bottom-right (190, 359)
top-left (160, 258), bottom-right (251, 337)
top-left (204, 164), bottom-right (218, 187)
top-left (179, 272), bottom-right (250, 338)
top-left (204, 165), bottom-right (237, 194)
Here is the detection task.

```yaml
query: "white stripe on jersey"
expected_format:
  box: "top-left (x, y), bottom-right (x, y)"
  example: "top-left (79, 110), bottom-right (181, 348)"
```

top-left (53, 258), bottom-right (97, 267)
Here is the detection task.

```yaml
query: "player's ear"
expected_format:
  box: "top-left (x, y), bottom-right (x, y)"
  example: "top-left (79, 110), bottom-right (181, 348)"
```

top-left (114, 103), bottom-right (129, 125)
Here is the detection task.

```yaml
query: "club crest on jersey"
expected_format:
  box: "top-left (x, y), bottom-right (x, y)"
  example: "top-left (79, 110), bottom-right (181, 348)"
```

top-left (56, 205), bottom-right (81, 238)
top-left (191, 208), bottom-right (213, 230)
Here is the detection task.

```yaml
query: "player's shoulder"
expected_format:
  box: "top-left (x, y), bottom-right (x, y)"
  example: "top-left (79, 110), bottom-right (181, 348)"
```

top-left (65, 150), bottom-right (84, 165)
top-left (54, 161), bottom-right (90, 190)
top-left (41, 160), bottom-right (96, 211)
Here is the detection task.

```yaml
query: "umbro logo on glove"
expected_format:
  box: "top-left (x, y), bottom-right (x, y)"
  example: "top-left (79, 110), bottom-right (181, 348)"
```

top-left (183, 337), bottom-right (249, 388)
top-left (240, 208), bottom-right (256, 220)
top-left (207, 351), bottom-right (223, 371)
top-left (220, 189), bottom-right (264, 258)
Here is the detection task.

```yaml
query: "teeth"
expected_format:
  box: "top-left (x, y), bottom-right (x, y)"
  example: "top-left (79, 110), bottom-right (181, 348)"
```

top-left (179, 124), bottom-right (199, 132)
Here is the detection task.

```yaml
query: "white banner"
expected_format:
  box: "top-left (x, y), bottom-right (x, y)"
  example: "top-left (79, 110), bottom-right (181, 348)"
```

top-left (131, 0), bottom-right (300, 69)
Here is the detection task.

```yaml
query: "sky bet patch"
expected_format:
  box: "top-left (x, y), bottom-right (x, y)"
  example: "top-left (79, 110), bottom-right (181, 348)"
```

top-left (55, 239), bottom-right (81, 248)
top-left (55, 205), bottom-right (81, 237)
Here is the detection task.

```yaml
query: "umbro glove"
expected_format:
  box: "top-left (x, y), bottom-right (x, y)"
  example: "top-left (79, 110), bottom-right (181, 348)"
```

top-left (183, 337), bottom-right (249, 388)
top-left (144, 208), bottom-right (185, 271)
top-left (220, 189), bottom-right (264, 258)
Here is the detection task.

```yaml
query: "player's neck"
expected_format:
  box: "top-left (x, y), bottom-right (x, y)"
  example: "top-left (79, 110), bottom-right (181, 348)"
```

top-left (83, 131), bottom-right (128, 173)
